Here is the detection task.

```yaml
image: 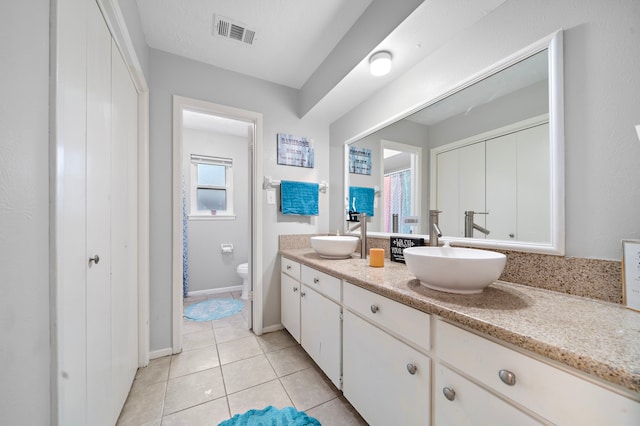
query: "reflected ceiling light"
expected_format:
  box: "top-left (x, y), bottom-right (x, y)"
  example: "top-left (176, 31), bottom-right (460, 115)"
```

top-left (369, 51), bottom-right (392, 76)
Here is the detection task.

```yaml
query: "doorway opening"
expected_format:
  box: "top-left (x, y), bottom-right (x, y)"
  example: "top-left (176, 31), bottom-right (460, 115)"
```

top-left (380, 140), bottom-right (422, 234)
top-left (172, 96), bottom-right (264, 353)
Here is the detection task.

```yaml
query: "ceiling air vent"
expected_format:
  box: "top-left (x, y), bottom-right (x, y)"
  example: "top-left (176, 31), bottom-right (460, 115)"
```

top-left (214, 15), bottom-right (256, 46)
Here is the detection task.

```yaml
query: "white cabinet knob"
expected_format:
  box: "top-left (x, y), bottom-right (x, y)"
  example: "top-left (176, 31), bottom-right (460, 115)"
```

top-left (370, 304), bottom-right (379, 313)
top-left (406, 363), bottom-right (417, 375)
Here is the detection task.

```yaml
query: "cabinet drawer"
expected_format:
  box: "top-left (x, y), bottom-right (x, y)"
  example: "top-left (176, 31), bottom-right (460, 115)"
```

top-left (301, 265), bottom-right (341, 302)
top-left (434, 362), bottom-right (540, 425)
top-left (281, 257), bottom-right (300, 279)
top-left (343, 281), bottom-right (430, 352)
top-left (437, 319), bottom-right (640, 425)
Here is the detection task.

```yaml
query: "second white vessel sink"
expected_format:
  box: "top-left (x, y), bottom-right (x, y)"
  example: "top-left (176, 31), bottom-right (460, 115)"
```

top-left (403, 246), bottom-right (506, 294)
top-left (310, 236), bottom-right (359, 259)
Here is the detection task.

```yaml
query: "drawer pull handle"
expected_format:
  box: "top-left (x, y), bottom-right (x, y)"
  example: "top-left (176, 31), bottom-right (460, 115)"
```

top-left (443, 387), bottom-right (456, 401)
top-left (370, 304), bottom-right (379, 314)
top-left (286, 265), bottom-right (291, 270)
top-left (499, 369), bottom-right (516, 386)
top-left (293, 287), bottom-right (298, 292)
top-left (300, 291), bottom-right (306, 297)
top-left (313, 277), bottom-right (319, 284)
top-left (406, 363), bottom-right (417, 375)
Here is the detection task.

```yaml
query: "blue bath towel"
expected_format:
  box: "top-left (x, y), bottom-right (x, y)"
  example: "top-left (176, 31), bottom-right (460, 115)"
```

top-left (280, 180), bottom-right (319, 216)
top-left (349, 186), bottom-right (375, 217)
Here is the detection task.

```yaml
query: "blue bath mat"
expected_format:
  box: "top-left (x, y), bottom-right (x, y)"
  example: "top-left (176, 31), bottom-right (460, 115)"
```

top-left (218, 406), bottom-right (320, 426)
top-left (184, 298), bottom-right (244, 321)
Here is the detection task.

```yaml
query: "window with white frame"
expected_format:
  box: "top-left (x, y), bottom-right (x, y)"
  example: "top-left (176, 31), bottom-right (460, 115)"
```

top-left (190, 154), bottom-right (234, 217)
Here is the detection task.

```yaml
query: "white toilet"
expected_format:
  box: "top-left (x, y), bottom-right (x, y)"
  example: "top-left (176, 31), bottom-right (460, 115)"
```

top-left (236, 263), bottom-right (249, 300)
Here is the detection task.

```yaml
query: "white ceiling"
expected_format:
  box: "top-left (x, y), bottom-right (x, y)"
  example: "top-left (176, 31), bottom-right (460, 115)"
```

top-left (135, 0), bottom-right (372, 89)
top-left (135, 0), bottom-right (508, 122)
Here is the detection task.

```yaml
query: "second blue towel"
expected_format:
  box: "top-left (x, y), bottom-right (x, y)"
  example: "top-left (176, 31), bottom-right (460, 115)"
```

top-left (349, 186), bottom-right (375, 217)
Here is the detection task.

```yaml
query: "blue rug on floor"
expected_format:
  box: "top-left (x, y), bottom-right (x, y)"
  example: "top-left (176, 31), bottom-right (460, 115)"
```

top-left (218, 406), bottom-right (321, 426)
top-left (184, 298), bottom-right (244, 321)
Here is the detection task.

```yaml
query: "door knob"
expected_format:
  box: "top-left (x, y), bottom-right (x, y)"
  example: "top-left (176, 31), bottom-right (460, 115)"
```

top-left (89, 255), bottom-right (100, 265)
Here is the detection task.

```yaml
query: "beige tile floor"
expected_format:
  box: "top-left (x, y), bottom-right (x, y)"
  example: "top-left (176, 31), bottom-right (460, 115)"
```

top-left (116, 292), bottom-right (367, 425)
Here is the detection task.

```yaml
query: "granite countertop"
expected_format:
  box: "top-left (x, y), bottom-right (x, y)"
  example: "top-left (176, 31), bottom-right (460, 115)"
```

top-left (280, 248), bottom-right (640, 395)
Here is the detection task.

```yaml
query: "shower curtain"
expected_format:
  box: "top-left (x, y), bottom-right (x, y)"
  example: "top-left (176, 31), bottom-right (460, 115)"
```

top-left (182, 175), bottom-right (189, 297)
top-left (383, 169), bottom-right (412, 233)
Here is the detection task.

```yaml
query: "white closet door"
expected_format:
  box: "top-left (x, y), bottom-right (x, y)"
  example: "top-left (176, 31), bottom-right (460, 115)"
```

top-left (110, 40), bottom-right (139, 418)
top-left (458, 142), bottom-right (486, 236)
top-left (85, 3), bottom-right (112, 425)
top-left (486, 133), bottom-right (517, 241)
top-left (517, 123), bottom-right (550, 242)
top-left (437, 149), bottom-right (461, 237)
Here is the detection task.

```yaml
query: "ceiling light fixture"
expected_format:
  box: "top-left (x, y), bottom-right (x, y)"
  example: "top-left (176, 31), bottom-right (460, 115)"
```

top-left (369, 51), bottom-right (392, 76)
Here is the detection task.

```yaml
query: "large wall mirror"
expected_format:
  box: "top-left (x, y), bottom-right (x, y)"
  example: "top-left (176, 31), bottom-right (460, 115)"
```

top-left (344, 31), bottom-right (564, 255)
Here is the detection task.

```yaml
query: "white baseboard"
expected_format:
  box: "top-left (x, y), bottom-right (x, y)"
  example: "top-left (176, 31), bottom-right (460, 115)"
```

top-left (150, 347), bottom-right (173, 360)
top-left (186, 285), bottom-right (243, 298)
top-left (262, 324), bottom-right (284, 334)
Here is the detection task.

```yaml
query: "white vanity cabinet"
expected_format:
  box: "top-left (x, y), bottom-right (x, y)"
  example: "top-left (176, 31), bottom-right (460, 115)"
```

top-left (436, 319), bottom-right (640, 425)
top-left (280, 258), bottom-right (342, 388)
top-left (342, 282), bottom-right (431, 426)
top-left (280, 257), bottom-right (302, 342)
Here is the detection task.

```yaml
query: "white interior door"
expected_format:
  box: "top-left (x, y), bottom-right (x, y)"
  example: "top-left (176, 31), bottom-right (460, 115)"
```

top-left (85, 3), bottom-right (113, 425)
top-left (486, 133), bottom-right (517, 240)
top-left (110, 39), bottom-right (140, 417)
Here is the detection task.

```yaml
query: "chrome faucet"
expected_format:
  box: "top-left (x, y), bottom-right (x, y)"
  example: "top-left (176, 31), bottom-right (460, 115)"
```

top-left (429, 210), bottom-right (442, 247)
top-left (464, 211), bottom-right (490, 238)
top-left (347, 212), bottom-right (368, 259)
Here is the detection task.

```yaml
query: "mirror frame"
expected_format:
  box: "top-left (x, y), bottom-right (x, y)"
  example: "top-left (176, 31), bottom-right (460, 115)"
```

top-left (344, 30), bottom-right (564, 255)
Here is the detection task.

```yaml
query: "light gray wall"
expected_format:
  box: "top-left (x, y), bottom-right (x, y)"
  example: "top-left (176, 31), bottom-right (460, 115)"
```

top-left (428, 80), bottom-right (549, 148)
top-left (183, 128), bottom-right (249, 292)
top-left (0, 2), bottom-right (51, 424)
top-left (347, 119), bottom-right (429, 232)
top-left (330, 0), bottom-right (640, 260)
top-left (149, 49), bottom-right (330, 351)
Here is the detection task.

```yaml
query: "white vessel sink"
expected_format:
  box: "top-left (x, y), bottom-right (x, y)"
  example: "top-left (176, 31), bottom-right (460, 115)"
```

top-left (310, 236), bottom-right (359, 259)
top-left (403, 246), bottom-right (506, 294)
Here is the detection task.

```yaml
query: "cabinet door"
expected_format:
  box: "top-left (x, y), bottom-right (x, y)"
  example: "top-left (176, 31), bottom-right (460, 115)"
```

top-left (300, 285), bottom-right (342, 388)
top-left (343, 310), bottom-right (430, 426)
top-left (435, 363), bottom-right (541, 426)
top-left (280, 273), bottom-right (301, 342)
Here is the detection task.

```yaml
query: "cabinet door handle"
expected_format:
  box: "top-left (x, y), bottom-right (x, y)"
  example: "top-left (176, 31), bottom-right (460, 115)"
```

top-left (293, 287), bottom-right (298, 292)
top-left (406, 363), bottom-right (417, 375)
top-left (300, 291), bottom-right (306, 297)
top-left (313, 277), bottom-right (319, 284)
top-left (286, 265), bottom-right (292, 270)
top-left (89, 254), bottom-right (100, 265)
top-left (443, 387), bottom-right (456, 401)
top-left (499, 369), bottom-right (516, 386)
top-left (370, 304), bottom-right (379, 313)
